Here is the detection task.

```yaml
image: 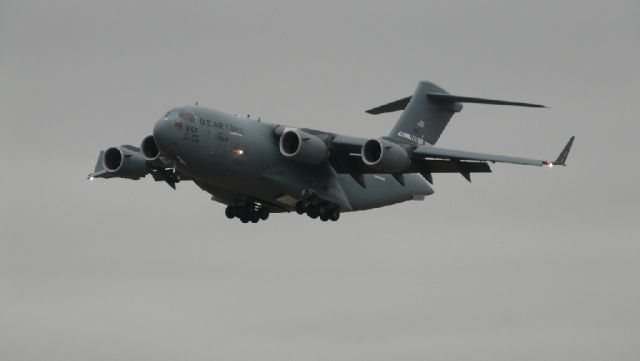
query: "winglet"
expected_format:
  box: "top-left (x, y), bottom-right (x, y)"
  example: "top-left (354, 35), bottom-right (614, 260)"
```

top-left (88, 150), bottom-right (108, 180)
top-left (551, 136), bottom-right (575, 166)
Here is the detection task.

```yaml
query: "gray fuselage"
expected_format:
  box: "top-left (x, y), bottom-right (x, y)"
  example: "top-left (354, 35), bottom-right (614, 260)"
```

top-left (152, 106), bottom-right (432, 212)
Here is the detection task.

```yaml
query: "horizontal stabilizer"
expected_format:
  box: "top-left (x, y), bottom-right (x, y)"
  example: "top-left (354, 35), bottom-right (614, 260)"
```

top-left (365, 96), bottom-right (411, 114)
top-left (365, 92), bottom-right (545, 115)
top-left (427, 93), bottom-right (547, 108)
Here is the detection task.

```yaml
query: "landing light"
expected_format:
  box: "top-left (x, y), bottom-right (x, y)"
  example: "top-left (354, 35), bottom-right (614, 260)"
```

top-left (232, 148), bottom-right (244, 156)
top-left (547, 161), bottom-right (553, 168)
top-left (89, 176), bottom-right (94, 181)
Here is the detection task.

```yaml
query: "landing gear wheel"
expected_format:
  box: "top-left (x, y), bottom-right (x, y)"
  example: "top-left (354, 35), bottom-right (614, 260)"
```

top-left (259, 207), bottom-right (270, 220)
top-left (329, 209), bottom-right (340, 221)
top-left (294, 201), bottom-right (306, 215)
top-left (239, 215), bottom-right (249, 223)
top-left (249, 209), bottom-right (260, 223)
top-left (225, 206), bottom-right (236, 219)
top-left (236, 206), bottom-right (249, 220)
top-left (320, 213), bottom-right (330, 222)
top-left (307, 206), bottom-right (318, 219)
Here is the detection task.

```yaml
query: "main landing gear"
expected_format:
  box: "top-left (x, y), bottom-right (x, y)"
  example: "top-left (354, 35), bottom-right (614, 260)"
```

top-left (294, 201), bottom-right (340, 222)
top-left (225, 203), bottom-right (270, 223)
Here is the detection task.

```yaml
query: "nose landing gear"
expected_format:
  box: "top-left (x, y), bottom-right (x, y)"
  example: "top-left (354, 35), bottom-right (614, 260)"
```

top-left (225, 203), bottom-right (270, 223)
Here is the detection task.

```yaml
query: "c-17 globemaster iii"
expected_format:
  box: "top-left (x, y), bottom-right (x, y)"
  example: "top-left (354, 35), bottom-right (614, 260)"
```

top-left (88, 81), bottom-right (574, 223)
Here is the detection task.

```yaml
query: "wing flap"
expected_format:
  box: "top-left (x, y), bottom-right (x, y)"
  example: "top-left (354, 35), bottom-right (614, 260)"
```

top-left (415, 159), bottom-right (492, 173)
top-left (414, 146), bottom-right (548, 166)
top-left (413, 136), bottom-right (574, 167)
top-left (330, 153), bottom-right (492, 175)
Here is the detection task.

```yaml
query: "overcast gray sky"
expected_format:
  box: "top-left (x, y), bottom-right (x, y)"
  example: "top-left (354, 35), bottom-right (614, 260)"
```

top-left (1, 0), bottom-right (639, 360)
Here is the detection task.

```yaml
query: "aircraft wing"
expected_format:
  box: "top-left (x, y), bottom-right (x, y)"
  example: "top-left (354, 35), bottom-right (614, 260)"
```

top-left (416, 145), bottom-right (546, 167)
top-left (414, 136), bottom-right (575, 167)
top-left (87, 145), bottom-right (189, 189)
top-left (330, 135), bottom-right (574, 166)
top-left (330, 135), bottom-right (367, 153)
top-left (328, 135), bottom-right (574, 183)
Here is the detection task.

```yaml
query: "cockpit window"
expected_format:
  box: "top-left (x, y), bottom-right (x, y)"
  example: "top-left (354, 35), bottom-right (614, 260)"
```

top-left (164, 110), bottom-right (197, 123)
top-left (164, 110), bottom-right (179, 120)
top-left (179, 111), bottom-right (197, 123)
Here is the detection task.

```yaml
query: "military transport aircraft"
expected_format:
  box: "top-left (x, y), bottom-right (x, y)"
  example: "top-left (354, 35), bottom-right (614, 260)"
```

top-left (88, 81), bottom-right (574, 223)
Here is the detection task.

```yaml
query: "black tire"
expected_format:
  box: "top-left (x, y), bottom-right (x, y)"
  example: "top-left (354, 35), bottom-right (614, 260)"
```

top-left (318, 206), bottom-right (328, 218)
top-left (236, 206), bottom-right (249, 219)
top-left (259, 207), bottom-right (270, 220)
top-left (249, 210), bottom-right (260, 223)
top-left (320, 213), bottom-right (329, 222)
top-left (294, 201), bottom-right (306, 215)
top-left (225, 206), bottom-right (235, 219)
top-left (329, 209), bottom-right (340, 221)
top-left (307, 206), bottom-right (318, 219)
top-left (240, 215), bottom-right (249, 223)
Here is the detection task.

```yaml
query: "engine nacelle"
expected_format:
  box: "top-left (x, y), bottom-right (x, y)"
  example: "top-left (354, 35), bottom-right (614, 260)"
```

top-left (279, 128), bottom-right (329, 164)
top-left (140, 135), bottom-right (160, 161)
top-left (102, 146), bottom-right (148, 180)
top-left (361, 138), bottom-right (410, 173)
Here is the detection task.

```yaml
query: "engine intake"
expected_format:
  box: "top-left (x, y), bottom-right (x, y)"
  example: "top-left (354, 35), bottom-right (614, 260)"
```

top-left (279, 128), bottom-right (329, 164)
top-left (102, 146), bottom-right (148, 180)
top-left (361, 138), bottom-right (410, 173)
top-left (140, 135), bottom-right (160, 161)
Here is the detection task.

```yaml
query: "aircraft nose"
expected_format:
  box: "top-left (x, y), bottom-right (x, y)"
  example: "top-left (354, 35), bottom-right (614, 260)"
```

top-left (152, 116), bottom-right (178, 156)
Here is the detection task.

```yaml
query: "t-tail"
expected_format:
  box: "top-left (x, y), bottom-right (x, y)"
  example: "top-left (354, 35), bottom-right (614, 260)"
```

top-left (366, 81), bottom-right (547, 146)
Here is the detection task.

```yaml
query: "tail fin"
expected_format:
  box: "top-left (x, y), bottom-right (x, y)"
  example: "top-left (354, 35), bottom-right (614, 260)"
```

top-left (368, 81), bottom-right (458, 145)
top-left (366, 81), bottom-right (547, 145)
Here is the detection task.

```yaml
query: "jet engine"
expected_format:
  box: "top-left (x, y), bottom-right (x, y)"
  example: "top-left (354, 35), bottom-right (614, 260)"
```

top-left (102, 146), bottom-right (148, 180)
top-left (361, 138), bottom-right (410, 173)
top-left (279, 128), bottom-right (329, 164)
top-left (140, 135), bottom-right (160, 161)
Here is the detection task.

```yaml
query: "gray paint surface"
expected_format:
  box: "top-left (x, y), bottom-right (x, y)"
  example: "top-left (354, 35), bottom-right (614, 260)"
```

top-left (1, 1), bottom-right (639, 361)
top-left (86, 82), bottom-right (568, 218)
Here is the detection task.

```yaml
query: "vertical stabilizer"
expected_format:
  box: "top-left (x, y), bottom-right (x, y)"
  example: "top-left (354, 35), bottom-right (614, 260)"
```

top-left (387, 81), bottom-right (460, 145)
top-left (365, 81), bottom-right (547, 146)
